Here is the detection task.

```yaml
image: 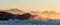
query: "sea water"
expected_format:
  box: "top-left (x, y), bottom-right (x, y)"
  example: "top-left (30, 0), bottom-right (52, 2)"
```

top-left (0, 19), bottom-right (60, 25)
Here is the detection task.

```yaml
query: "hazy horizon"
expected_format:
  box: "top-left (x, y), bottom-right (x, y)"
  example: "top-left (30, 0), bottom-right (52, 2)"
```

top-left (0, 0), bottom-right (60, 13)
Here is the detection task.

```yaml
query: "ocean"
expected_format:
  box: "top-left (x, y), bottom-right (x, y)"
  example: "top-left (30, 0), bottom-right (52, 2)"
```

top-left (0, 19), bottom-right (60, 25)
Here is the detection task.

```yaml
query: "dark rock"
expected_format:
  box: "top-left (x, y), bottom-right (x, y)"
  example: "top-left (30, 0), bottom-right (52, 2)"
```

top-left (16, 13), bottom-right (31, 20)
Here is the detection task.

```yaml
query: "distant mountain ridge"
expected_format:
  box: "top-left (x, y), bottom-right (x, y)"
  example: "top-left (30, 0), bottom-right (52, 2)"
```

top-left (2, 9), bottom-right (25, 14)
top-left (29, 11), bottom-right (60, 19)
top-left (0, 9), bottom-right (60, 21)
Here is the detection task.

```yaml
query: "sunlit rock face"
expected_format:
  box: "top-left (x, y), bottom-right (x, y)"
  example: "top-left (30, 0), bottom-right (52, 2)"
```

top-left (29, 11), bottom-right (60, 21)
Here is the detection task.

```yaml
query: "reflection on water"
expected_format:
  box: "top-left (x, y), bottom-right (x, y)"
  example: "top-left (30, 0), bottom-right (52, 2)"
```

top-left (0, 19), bottom-right (60, 25)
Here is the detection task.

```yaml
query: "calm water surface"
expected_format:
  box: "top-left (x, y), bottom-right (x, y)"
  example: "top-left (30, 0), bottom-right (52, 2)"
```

top-left (0, 19), bottom-right (60, 25)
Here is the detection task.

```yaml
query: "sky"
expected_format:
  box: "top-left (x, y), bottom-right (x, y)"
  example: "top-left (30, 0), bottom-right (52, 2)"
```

top-left (0, 0), bottom-right (60, 13)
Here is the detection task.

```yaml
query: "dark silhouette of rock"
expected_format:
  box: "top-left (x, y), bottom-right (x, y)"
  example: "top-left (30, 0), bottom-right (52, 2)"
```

top-left (16, 13), bottom-right (32, 20)
top-left (0, 11), bottom-right (16, 20)
top-left (0, 11), bottom-right (32, 20)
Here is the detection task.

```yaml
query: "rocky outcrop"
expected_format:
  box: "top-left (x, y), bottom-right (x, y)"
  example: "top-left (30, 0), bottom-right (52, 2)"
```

top-left (0, 11), bottom-right (16, 20)
top-left (16, 13), bottom-right (31, 20)
top-left (0, 11), bottom-right (32, 20)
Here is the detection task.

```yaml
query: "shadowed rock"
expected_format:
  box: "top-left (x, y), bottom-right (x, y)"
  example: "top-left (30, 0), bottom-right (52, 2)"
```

top-left (0, 11), bottom-right (32, 20)
top-left (0, 11), bottom-right (16, 20)
top-left (16, 13), bottom-right (32, 20)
